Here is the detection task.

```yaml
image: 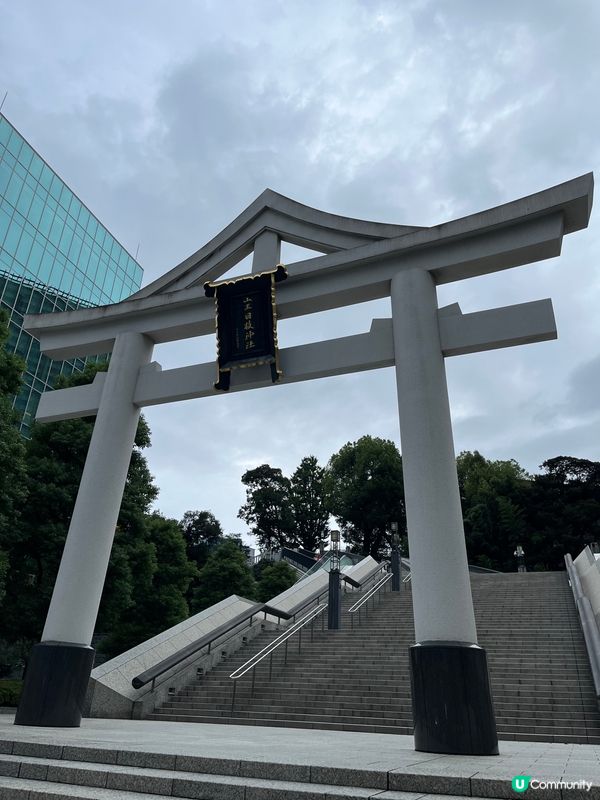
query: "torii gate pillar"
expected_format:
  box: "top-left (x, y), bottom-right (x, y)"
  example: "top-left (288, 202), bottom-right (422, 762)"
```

top-left (15, 332), bottom-right (153, 727)
top-left (392, 268), bottom-right (497, 754)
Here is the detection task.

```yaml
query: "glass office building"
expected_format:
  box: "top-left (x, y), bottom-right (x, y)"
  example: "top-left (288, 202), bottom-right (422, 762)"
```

top-left (0, 113), bottom-right (143, 435)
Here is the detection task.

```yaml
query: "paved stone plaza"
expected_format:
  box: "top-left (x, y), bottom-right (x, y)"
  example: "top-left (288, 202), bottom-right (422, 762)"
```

top-left (1, 715), bottom-right (600, 798)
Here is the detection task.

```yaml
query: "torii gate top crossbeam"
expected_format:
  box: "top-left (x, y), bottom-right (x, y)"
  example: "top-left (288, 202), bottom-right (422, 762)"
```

top-left (24, 174), bottom-right (593, 360)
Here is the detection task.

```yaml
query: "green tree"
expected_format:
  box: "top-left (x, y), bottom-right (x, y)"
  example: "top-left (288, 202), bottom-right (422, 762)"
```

top-left (325, 436), bottom-right (405, 558)
top-left (457, 451), bottom-right (530, 571)
top-left (289, 456), bottom-right (329, 552)
top-left (179, 509), bottom-right (224, 605)
top-left (2, 362), bottom-right (196, 656)
top-left (525, 456), bottom-right (600, 570)
top-left (192, 539), bottom-right (257, 612)
top-left (101, 513), bottom-right (197, 657)
top-left (1, 363), bottom-right (110, 643)
top-left (256, 560), bottom-right (298, 603)
top-left (0, 311), bottom-right (27, 607)
top-left (180, 510), bottom-right (224, 571)
top-left (238, 464), bottom-right (294, 552)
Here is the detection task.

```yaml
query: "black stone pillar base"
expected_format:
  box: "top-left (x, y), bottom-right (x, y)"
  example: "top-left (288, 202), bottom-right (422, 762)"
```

top-left (410, 640), bottom-right (498, 755)
top-left (15, 641), bottom-right (95, 727)
top-left (328, 570), bottom-right (341, 629)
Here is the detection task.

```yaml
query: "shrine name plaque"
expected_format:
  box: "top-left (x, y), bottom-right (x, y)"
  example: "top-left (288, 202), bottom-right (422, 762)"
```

top-left (204, 264), bottom-right (287, 391)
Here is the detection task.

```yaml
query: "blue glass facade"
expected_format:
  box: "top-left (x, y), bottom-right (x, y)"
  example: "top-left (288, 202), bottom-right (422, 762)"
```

top-left (0, 113), bottom-right (144, 435)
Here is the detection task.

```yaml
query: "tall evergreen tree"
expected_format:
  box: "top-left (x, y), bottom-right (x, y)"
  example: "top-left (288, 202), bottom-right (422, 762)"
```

top-left (525, 456), bottom-right (600, 570)
top-left (0, 311), bottom-right (27, 607)
top-left (101, 513), bottom-right (197, 656)
top-left (238, 464), bottom-right (295, 551)
top-left (181, 510), bottom-right (224, 570)
top-left (325, 436), bottom-right (405, 558)
top-left (2, 362), bottom-right (196, 656)
top-left (457, 451), bottom-right (530, 571)
top-left (179, 509), bottom-right (224, 605)
top-left (290, 456), bottom-right (329, 552)
top-left (256, 560), bottom-right (297, 603)
top-left (192, 539), bottom-right (257, 612)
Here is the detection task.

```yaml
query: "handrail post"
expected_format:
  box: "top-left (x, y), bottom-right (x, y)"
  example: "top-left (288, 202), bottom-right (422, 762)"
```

top-left (251, 667), bottom-right (256, 697)
top-left (269, 652), bottom-right (273, 680)
top-left (231, 680), bottom-right (236, 712)
top-left (298, 627), bottom-right (302, 653)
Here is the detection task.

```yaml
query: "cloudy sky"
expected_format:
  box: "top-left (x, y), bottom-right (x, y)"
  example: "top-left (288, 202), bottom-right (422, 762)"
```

top-left (1, 0), bottom-right (599, 544)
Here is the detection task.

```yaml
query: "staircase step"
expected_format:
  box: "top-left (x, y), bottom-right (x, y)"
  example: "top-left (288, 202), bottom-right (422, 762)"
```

top-left (148, 571), bottom-right (600, 744)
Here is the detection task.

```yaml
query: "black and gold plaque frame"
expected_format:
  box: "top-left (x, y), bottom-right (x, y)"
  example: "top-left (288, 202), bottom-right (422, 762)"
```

top-left (204, 264), bottom-right (287, 391)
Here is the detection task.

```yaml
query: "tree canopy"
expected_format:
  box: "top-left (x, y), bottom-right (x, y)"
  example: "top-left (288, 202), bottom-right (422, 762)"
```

top-left (289, 456), bottom-right (329, 552)
top-left (0, 361), bottom-right (198, 659)
top-left (192, 538), bottom-right (257, 612)
top-left (457, 451), bottom-right (600, 572)
top-left (325, 435), bottom-right (405, 558)
top-left (525, 456), bottom-right (600, 570)
top-left (238, 464), bottom-right (295, 551)
top-left (457, 451), bottom-right (530, 571)
top-left (0, 311), bottom-right (27, 607)
top-left (255, 560), bottom-right (297, 603)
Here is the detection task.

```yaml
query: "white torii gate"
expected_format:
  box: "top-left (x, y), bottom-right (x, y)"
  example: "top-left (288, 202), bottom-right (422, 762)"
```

top-left (14, 173), bottom-right (593, 755)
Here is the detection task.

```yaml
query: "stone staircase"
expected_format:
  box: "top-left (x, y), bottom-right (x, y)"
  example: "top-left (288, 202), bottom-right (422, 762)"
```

top-left (0, 733), bottom-right (555, 799)
top-left (146, 571), bottom-right (600, 744)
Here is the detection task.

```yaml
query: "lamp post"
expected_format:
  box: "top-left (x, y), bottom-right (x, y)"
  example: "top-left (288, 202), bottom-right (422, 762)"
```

top-left (328, 530), bottom-right (342, 630)
top-left (514, 545), bottom-right (526, 573)
top-left (391, 522), bottom-right (401, 591)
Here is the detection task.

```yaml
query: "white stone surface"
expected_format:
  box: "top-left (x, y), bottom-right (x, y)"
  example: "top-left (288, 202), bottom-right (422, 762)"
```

top-left (267, 556), bottom-right (377, 614)
top-left (575, 546), bottom-right (600, 618)
top-left (23, 174), bottom-right (591, 360)
top-left (343, 556), bottom-right (380, 585)
top-left (252, 229), bottom-right (281, 273)
top-left (87, 595), bottom-right (263, 718)
top-left (267, 569), bottom-right (330, 614)
top-left (41, 331), bottom-right (154, 646)
top-left (37, 299), bottom-right (558, 423)
top-left (1, 716), bottom-right (599, 778)
top-left (391, 268), bottom-right (477, 644)
top-left (438, 299), bottom-right (557, 356)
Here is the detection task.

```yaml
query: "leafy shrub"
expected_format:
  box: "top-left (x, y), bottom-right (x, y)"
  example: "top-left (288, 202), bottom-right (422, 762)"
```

top-left (0, 680), bottom-right (22, 706)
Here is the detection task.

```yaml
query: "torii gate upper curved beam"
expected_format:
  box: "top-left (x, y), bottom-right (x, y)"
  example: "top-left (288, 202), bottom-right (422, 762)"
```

top-left (23, 173), bottom-right (592, 361)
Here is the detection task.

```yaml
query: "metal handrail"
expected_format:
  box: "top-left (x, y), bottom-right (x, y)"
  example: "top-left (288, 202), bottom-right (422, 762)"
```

top-left (348, 573), bottom-right (392, 627)
top-left (229, 603), bottom-right (328, 710)
top-left (403, 571), bottom-right (412, 583)
top-left (267, 565), bottom-right (375, 620)
top-left (348, 573), bottom-right (392, 613)
top-left (131, 602), bottom-right (279, 691)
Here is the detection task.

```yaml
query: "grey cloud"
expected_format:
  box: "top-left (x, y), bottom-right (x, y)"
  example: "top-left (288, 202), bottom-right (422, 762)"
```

top-left (1, 0), bottom-right (598, 539)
